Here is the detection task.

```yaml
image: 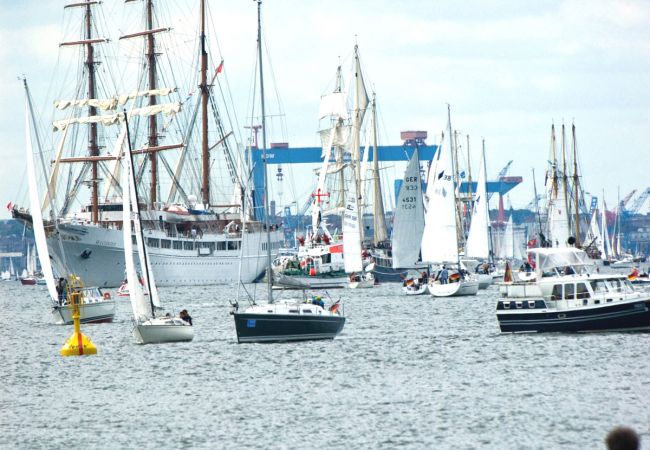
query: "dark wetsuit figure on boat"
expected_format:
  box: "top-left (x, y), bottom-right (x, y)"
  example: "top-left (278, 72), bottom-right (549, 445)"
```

top-left (179, 309), bottom-right (193, 325)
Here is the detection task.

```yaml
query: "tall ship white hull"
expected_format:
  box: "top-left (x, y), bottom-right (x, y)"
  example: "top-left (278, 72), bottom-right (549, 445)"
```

top-left (46, 220), bottom-right (281, 287)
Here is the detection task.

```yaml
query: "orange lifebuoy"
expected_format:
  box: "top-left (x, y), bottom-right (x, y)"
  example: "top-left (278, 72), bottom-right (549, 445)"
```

top-left (103, 292), bottom-right (111, 300)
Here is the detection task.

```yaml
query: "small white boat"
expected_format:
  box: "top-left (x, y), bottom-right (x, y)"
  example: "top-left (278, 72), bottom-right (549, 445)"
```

top-left (133, 316), bottom-right (194, 344)
top-left (122, 127), bottom-right (193, 345)
top-left (348, 272), bottom-right (374, 289)
top-left (402, 282), bottom-right (428, 295)
top-left (53, 287), bottom-right (116, 325)
top-left (428, 278), bottom-right (480, 297)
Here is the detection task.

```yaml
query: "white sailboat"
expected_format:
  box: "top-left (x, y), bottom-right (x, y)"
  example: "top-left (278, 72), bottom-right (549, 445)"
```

top-left (390, 149), bottom-right (427, 295)
top-left (122, 120), bottom-right (193, 345)
top-left (463, 143), bottom-right (493, 289)
top-left (422, 106), bottom-right (479, 297)
top-left (21, 79), bottom-right (115, 325)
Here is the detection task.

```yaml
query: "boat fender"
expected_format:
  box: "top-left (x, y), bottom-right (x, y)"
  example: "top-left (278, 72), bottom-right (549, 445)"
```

top-left (103, 292), bottom-right (111, 300)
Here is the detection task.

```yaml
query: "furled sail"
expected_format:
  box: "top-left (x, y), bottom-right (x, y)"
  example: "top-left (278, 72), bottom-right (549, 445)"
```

top-left (53, 102), bottom-right (182, 131)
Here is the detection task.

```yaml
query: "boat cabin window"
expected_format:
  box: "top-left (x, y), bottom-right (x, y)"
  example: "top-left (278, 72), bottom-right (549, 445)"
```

top-left (606, 279), bottom-right (622, 293)
top-left (161, 239), bottom-right (171, 249)
top-left (551, 284), bottom-right (563, 300)
top-left (576, 283), bottom-right (590, 299)
top-left (590, 280), bottom-right (607, 293)
top-left (147, 238), bottom-right (160, 248)
top-left (564, 283), bottom-right (575, 300)
top-left (228, 241), bottom-right (240, 250)
top-left (321, 253), bottom-right (331, 264)
top-left (173, 241), bottom-right (183, 250)
top-left (183, 241), bottom-right (194, 251)
top-left (217, 241), bottom-right (226, 251)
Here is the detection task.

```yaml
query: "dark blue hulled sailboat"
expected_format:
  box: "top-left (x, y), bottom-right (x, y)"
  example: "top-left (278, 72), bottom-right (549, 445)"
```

top-left (232, 1), bottom-right (345, 343)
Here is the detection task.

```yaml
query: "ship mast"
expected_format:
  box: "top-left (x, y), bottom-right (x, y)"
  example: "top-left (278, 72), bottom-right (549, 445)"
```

top-left (146, 0), bottom-right (159, 208)
top-left (200, 0), bottom-right (210, 207)
top-left (85, 2), bottom-right (99, 223)
top-left (572, 123), bottom-right (581, 246)
top-left (561, 124), bottom-right (571, 241)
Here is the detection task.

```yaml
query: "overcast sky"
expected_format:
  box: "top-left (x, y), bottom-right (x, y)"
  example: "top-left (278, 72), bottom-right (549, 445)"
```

top-left (1, 0), bottom-right (649, 219)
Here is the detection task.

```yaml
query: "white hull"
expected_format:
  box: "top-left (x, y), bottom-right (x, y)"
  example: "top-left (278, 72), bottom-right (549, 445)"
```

top-left (52, 300), bottom-right (116, 325)
top-left (477, 274), bottom-right (493, 289)
top-left (428, 279), bottom-right (480, 297)
top-left (133, 318), bottom-right (194, 344)
top-left (403, 284), bottom-right (428, 295)
top-left (348, 279), bottom-right (374, 289)
top-left (48, 222), bottom-right (282, 287)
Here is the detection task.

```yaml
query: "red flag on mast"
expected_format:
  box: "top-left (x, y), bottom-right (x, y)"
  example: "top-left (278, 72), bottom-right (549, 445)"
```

top-left (216, 59), bottom-right (224, 75)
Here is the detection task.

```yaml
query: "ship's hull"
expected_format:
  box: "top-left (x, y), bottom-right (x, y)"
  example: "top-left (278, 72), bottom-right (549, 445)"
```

top-left (497, 299), bottom-right (650, 333)
top-left (233, 312), bottom-right (346, 343)
top-left (133, 321), bottom-right (194, 344)
top-left (47, 223), bottom-right (282, 287)
top-left (52, 301), bottom-right (116, 325)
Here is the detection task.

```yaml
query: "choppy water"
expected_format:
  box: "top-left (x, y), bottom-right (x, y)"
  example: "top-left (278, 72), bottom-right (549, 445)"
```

top-left (1, 281), bottom-right (649, 449)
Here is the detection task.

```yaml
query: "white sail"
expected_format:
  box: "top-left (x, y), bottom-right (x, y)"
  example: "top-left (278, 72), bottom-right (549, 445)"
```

top-left (500, 216), bottom-right (515, 258)
top-left (122, 135), bottom-right (151, 322)
top-left (312, 127), bottom-right (337, 232)
top-left (53, 102), bottom-right (181, 131)
top-left (24, 97), bottom-right (57, 301)
top-left (602, 205), bottom-right (612, 259)
top-left (319, 92), bottom-right (347, 119)
top-left (465, 151), bottom-right (489, 259)
top-left (547, 178), bottom-right (570, 247)
top-left (342, 178), bottom-right (363, 273)
top-left (392, 149), bottom-right (424, 268)
top-left (126, 143), bottom-right (162, 310)
top-left (421, 133), bottom-right (458, 263)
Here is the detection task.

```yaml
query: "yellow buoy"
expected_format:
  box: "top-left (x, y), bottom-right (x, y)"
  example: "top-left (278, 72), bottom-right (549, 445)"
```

top-left (60, 276), bottom-right (97, 357)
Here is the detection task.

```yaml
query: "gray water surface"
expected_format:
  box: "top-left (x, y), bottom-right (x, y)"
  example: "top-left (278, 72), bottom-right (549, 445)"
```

top-left (1, 282), bottom-right (648, 449)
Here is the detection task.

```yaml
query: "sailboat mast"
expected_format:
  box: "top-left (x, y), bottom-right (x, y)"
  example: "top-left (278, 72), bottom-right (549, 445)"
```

top-left (124, 113), bottom-right (156, 318)
top-left (256, 0), bottom-right (272, 302)
top-left (467, 134), bottom-right (473, 217)
top-left (371, 93), bottom-right (387, 245)
top-left (200, 0), bottom-right (210, 207)
top-left (447, 105), bottom-right (461, 266)
top-left (571, 123), bottom-right (581, 246)
top-left (146, 0), bottom-right (159, 208)
top-left (85, 3), bottom-right (99, 224)
top-left (531, 167), bottom-right (543, 246)
top-left (452, 127), bottom-right (464, 252)
top-left (352, 45), bottom-right (364, 244)
top-left (483, 139), bottom-right (495, 263)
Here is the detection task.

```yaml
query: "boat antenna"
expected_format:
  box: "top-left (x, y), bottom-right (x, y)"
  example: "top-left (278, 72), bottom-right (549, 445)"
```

top-left (256, 0), bottom-right (273, 303)
top-left (123, 111), bottom-right (156, 318)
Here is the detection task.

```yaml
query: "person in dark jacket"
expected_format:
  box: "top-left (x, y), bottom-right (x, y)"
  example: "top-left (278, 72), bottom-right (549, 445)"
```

top-left (179, 309), bottom-right (193, 325)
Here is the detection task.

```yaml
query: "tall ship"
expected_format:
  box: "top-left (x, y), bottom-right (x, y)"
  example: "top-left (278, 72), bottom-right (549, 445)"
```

top-left (12, 1), bottom-right (282, 287)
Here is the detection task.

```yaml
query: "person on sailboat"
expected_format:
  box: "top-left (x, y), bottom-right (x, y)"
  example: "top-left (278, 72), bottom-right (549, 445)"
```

top-left (439, 266), bottom-right (449, 284)
top-left (179, 310), bottom-right (193, 325)
top-left (56, 277), bottom-right (67, 304)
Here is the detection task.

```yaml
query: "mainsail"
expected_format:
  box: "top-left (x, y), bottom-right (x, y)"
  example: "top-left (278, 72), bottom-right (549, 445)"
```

top-left (391, 149), bottom-right (424, 268)
top-left (24, 92), bottom-right (58, 301)
top-left (465, 148), bottom-right (489, 259)
top-left (421, 119), bottom-right (458, 264)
